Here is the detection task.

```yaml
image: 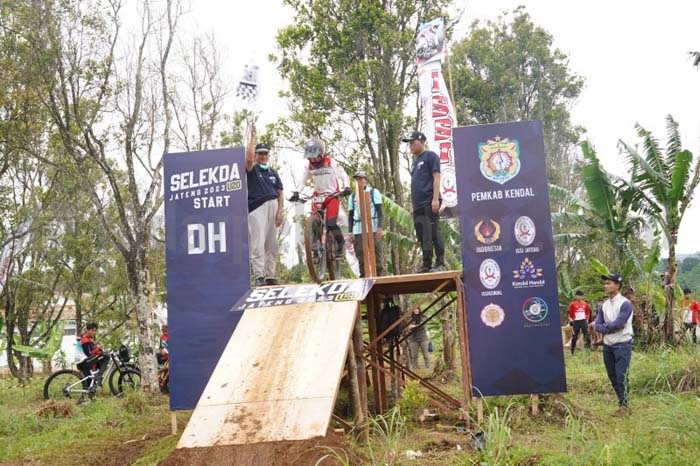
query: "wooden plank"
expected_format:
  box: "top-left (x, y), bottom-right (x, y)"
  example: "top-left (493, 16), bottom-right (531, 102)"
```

top-left (178, 399), bottom-right (334, 448)
top-left (177, 300), bottom-right (358, 448)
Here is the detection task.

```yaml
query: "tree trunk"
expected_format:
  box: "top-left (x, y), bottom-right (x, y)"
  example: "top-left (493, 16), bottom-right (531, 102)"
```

top-left (662, 233), bottom-right (678, 343)
top-left (441, 307), bottom-right (456, 372)
top-left (127, 256), bottom-right (159, 392)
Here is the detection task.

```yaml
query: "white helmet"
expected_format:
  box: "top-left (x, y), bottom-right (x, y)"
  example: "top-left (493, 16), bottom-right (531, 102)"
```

top-left (304, 137), bottom-right (325, 160)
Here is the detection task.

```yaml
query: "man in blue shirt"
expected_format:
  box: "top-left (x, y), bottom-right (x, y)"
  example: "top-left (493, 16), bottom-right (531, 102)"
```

top-left (403, 131), bottom-right (445, 273)
top-left (246, 124), bottom-right (284, 286)
top-left (347, 170), bottom-right (384, 277)
top-left (595, 273), bottom-right (634, 416)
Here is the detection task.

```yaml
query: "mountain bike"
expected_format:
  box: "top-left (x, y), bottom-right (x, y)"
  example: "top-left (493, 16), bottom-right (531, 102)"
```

top-left (290, 191), bottom-right (349, 283)
top-left (43, 344), bottom-right (141, 402)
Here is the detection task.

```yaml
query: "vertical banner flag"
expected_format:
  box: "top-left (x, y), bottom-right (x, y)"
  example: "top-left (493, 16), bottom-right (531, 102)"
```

top-left (416, 18), bottom-right (459, 217)
top-left (454, 121), bottom-right (567, 396)
top-left (164, 148), bottom-right (250, 410)
top-left (0, 218), bottom-right (32, 296)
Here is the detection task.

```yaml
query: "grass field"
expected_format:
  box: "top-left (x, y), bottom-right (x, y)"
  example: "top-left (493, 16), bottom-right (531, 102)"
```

top-left (1, 345), bottom-right (700, 465)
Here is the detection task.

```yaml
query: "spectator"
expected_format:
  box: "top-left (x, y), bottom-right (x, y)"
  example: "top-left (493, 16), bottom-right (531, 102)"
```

top-left (407, 308), bottom-right (431, 370)
top-left (403, 131), bottom-right (445, 273)
top-left (246, 123), bottom-right (284, 286)
top-left (348, 170), bottom-right (385, 277)
top-left (680, 287), bottom-right (700, 344)
top-left (568, 290), bottom-right (592, 354)
top-left (78, 322), bottom-right (108, 390)
top-left (594, 273), bottom-right (634, 416)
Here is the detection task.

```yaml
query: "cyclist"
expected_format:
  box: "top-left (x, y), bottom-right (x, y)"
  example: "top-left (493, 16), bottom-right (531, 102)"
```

top-left (289, 137), bottom-right (351, 258)
top-left (78, 322), bottom-right (108, 389)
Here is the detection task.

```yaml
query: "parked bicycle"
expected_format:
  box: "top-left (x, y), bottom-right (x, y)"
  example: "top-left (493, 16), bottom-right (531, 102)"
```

top-left (290, 190), bottom-right (350, 283)
top-left (43, 344), bottom-right (141, 402)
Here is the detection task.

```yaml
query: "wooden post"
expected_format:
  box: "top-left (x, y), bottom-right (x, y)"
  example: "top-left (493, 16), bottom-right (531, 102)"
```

top-left (355, 179), bottom-right (376, 278)
top-left (352, 308), bottom-right (368, 419)
top-left (455, 279), bottom-right (472, 419)
top-left (346, 336), bottom-right (368, 441)
top-left (476, 398), bottom-right (484, 424)
top-left (171, 411), bottom-right (178, 436)
top-left (531, 394), bottom-right (539, 416)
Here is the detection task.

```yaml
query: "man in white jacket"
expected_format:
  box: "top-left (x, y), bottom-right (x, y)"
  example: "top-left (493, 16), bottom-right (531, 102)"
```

top-left (594, 273), bottom-right (634, 416)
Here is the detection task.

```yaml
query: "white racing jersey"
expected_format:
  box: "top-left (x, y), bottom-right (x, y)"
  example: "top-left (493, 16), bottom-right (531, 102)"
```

top-left (295, 155), bottom-right (349, 196)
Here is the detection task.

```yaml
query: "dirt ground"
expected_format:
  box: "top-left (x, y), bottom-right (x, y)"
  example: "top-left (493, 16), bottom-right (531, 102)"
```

top-left (159, 431), bottom-right (361, 466)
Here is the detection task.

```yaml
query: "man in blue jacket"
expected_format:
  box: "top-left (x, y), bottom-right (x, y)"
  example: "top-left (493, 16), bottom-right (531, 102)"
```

top-left (595, 273), bottom-right (634, 416)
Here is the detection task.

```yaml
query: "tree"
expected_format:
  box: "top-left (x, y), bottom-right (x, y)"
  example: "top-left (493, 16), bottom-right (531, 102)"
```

top-left (449, 7), bottom-right (585, 193)
top-left (618, 116), bottom-right (700, 343)
top-left (8, 0), bottom-right (186, 390)
top-left (274, 0), bottom-right (448, 274)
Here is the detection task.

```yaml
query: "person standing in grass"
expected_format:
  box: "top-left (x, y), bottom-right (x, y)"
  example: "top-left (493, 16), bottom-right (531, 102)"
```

top-left (680, 287), bottom-right (700, 344)
top-left (568, 290), bottom-right (592, 354)
top-left (595, 273), bottom-right (634, 416)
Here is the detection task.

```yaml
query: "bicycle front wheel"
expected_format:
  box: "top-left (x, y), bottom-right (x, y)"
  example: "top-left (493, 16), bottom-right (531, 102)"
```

top-left (43, 369), bottom-right (84, 401)
top-left (304, 215), bottom-right (326, 283)
top-left (116, 368), bottom-right (142, 395)
top-left (108, 362), bottom-right (139, 395)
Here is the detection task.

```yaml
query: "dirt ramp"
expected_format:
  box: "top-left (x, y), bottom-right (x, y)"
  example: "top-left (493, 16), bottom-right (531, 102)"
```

top-left (160, 432), bottom-right (360, 466)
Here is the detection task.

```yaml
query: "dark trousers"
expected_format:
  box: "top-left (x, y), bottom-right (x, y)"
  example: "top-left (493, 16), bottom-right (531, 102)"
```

top-left (80, 354), bottom-right (108, 389)
top-left (684, 323), bottom-right (697, 343)
top-left (413, 206), bottom-right (444, 268)
top-left (353, 234), bottom-right (384, 277)
top-left (571, 319), bottom-right (591, 352)
top-left (603, 343), bottom-right (632, 407)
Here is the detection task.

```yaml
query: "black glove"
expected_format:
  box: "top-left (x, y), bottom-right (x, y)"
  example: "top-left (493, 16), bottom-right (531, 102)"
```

top-left (341, 187), bottom-right (352, 197)
top-left (289, 191), bottom-right (299, 202)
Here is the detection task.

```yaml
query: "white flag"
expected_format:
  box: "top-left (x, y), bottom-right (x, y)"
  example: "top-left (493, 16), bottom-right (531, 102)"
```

top-left (416, 19), bottom-right (459, 217)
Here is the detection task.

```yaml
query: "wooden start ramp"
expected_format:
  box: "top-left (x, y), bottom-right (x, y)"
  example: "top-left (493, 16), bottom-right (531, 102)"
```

top-left (177, 300), bottom-right (359, 448)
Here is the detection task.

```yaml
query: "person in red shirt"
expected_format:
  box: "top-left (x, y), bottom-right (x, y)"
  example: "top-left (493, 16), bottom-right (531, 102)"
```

top-left (79, 322), bottom-right (108, 389)
top-left (681, 288), bottom-right (700, 344)
top-left (568, 290), bottom-right (592, 354)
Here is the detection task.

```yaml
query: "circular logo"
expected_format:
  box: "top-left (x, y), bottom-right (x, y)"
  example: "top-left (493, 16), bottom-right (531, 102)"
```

top-left (514, 216), bottom-right (536, 246)
top-left (474, 218), bottom-right (500, 245)
top-left (479, 259), bottom-right (501, 289)
top-left (481, 303), bottom-right (505, 328)
top-left (440, 167), bottom-right (458, 208)
top-left (522, 297), bottom-right (549, 323)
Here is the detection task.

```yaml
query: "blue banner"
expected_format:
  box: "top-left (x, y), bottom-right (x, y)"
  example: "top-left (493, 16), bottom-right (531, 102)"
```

top-left (454, 121), bottom-right (567, 396)
top-left (164, 148), bottom-right (250, 410)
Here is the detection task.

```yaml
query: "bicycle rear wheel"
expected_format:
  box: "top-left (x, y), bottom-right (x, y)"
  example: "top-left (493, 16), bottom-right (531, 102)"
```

top-left (304, 215), bottom-right (326, 283)
top-left (43, 369), bottom-right (84, 401)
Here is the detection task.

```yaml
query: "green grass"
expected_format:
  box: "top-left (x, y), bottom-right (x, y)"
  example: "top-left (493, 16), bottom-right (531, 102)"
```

top-left (3, 345), bottom-right (700, 465)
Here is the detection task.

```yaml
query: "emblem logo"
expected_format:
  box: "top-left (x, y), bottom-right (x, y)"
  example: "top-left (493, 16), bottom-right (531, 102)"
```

top-left (522, 297), bottom-right (549, 323)
top-left (481, 303), bottom-right (505, 328)
top-left (474, 218), bottom-right (501, 245)
top-left (513, 257), bottom-right (543, 280)
top-left (441, 167), bottom-right (458, 208)
top-left (479, 259), bottom-right (501, 289)
top-left (478, 137), bottom-right (521, 184)
top-left (514, 216), bottom-right (536, 246)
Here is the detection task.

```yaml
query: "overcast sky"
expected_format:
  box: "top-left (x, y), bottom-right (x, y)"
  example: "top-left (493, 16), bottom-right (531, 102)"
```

top-left (187, 0), bottom-right (700, 254)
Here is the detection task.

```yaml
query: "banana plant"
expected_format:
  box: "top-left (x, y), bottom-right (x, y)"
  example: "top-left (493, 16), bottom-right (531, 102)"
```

top-left (617, 116), bottom-right (700, 343)
top-left (13, 321), bottom-right (64, 361)
top-left (550, 141), bottom-right (648, 280)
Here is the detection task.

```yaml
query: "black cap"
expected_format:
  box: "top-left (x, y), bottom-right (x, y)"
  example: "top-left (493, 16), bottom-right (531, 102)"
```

top-left (575, 290), bottom-right (584, 296)
top-left (401, 131), bottom-right (427, 142)
top-left (255, 143), bottom-right (271, 153)
top-left (683, 287), bottom-right (691, 294)
top-left (601, 273), bottom-right (623, 285)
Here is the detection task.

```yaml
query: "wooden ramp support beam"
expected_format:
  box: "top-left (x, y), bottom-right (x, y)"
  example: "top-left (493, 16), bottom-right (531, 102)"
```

top-left (177, 300), bottom-right (359, 448)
